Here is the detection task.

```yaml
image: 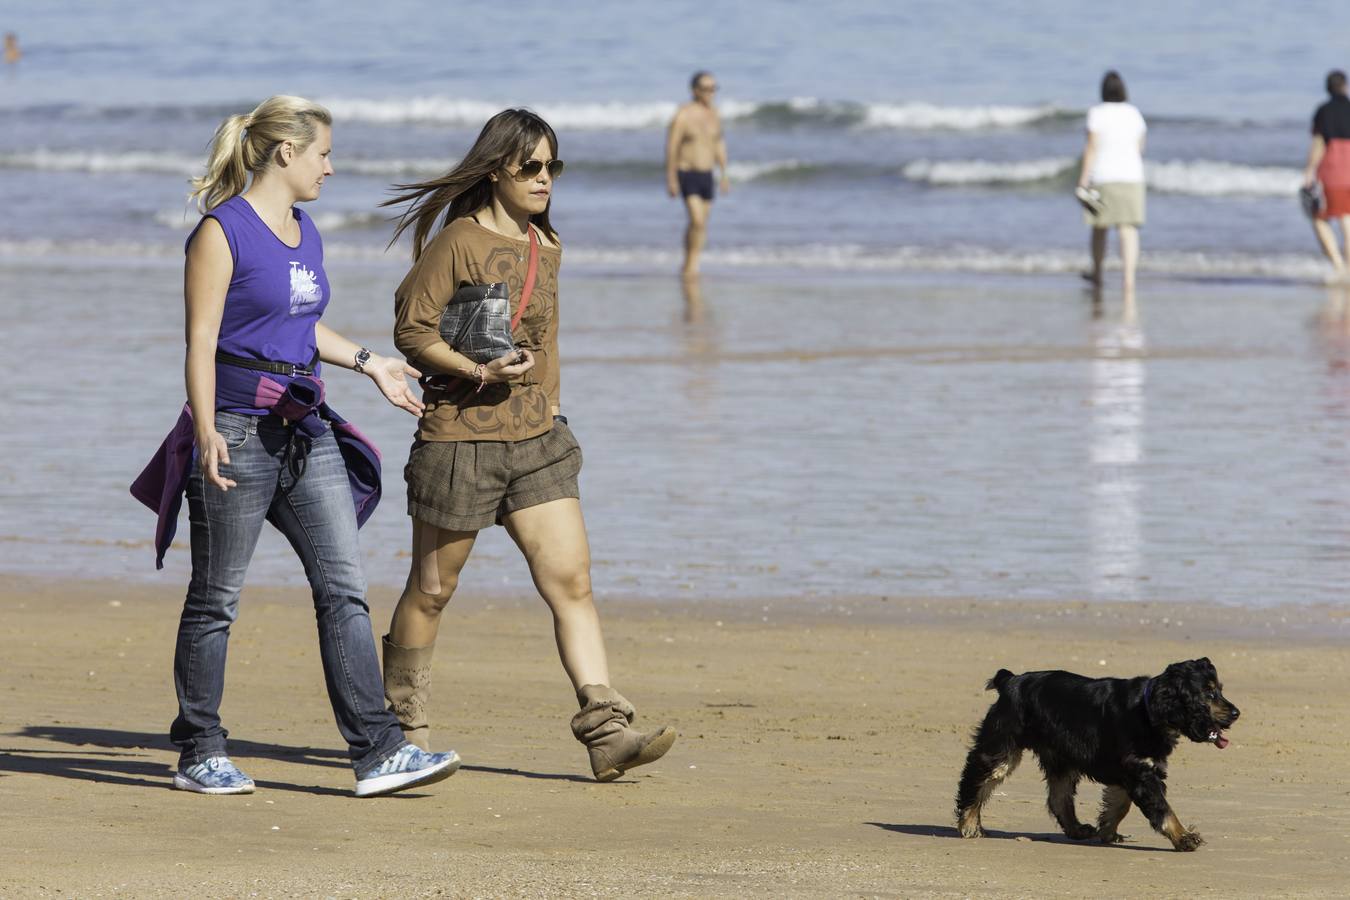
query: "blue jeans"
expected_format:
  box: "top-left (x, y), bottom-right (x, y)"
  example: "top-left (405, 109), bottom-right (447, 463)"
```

top-left (170, 411), bottom-right (405, 776)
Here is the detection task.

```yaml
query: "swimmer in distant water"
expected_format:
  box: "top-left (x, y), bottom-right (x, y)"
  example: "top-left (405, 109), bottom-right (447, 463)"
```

top-left (3, 33), bottom-right (21, 66)
top-left (666, 71), bottom-right (730, 279)
top-left (1303, 70), bottom-right (1350, 281)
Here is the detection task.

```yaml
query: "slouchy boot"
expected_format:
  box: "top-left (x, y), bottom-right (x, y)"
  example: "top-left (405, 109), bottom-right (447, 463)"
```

top-left (382, 635), bottom-right (435, 751)
top-left (571, 684), bottom-right (677, 782)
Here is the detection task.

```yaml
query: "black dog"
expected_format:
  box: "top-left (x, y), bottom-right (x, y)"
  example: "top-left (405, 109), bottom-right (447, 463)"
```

top-left (954, 658), bottom-right (1239, 851)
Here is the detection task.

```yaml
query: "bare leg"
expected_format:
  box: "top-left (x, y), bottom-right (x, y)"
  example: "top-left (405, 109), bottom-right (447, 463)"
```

top-left (1086, 227), bottom-right (1107, 285)
top-left (1341, 217), bottom-right (1350, 275)
top-left (1118, 224), bottom-right (1139, 297)
top-left (503, 498), bottom-right (610, 689)
top-left (682, 195), bottom-right (710, 278)
top-left (388, 519), bottom-right (478, 648)
top-left (1313, 217), bottom-right (1346, 275)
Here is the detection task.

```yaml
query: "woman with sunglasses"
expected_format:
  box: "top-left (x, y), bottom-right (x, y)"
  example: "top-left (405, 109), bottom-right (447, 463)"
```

top-left (383, 108), bottom-right (676, 782)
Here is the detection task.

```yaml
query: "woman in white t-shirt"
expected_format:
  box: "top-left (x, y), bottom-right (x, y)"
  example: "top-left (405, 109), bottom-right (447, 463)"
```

top-left (1076, 71), bottom-right (1147, 295)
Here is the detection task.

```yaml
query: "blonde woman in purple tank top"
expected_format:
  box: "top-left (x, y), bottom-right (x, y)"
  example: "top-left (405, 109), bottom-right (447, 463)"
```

top-left (170, 95), bottom-right (459, 797)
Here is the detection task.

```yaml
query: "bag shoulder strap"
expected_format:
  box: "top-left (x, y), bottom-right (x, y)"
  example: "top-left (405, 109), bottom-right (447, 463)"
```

top-left (510, 226), bottom-right (540, 332)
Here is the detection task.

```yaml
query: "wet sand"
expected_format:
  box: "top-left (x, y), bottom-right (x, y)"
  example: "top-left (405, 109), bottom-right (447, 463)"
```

top-left (3, 576), bottom-right (1347, 897)
top-left (16, 262), bottom-right (1350, 607)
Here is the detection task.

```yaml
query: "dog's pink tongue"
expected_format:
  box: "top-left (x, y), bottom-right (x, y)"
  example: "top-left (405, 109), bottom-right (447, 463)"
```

top-left (1214, 732), bottom-right (1229, 749)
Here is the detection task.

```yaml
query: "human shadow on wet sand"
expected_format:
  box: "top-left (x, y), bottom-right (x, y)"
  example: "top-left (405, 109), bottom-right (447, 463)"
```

top-left (3, 725), bottom-right (363, 797)
top-left (460, 763), bottom-right (594, 784)
top-left (12, 726), bottom-right (601, 788)
top-left (865, 822), bottom-right (1170, 852)
top-left (16, 725), bottom-right (349, 767)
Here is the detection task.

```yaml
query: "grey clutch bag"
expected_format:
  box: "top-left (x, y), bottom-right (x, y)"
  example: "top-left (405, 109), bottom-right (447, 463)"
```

top-left (437, 282), bottom-right (514, 364)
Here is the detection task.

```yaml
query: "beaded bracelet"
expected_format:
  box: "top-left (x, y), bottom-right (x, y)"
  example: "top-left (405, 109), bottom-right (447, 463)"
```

top-left (473, 362), bottom-right (487, 393)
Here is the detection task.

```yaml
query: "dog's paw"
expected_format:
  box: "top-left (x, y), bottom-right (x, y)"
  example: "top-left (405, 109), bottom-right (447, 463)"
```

top-left (1174, 830), bottom-right (1204, 852)
top-left (1067, 824), bottom-right (1096, 841)
top-left (958, 825), bottom-right (986, 839)
top-left (1096, 829), bottom-right (1127, 844)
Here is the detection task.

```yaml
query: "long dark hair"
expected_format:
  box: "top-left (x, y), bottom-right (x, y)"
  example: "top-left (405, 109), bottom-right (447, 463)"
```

top-left (384, 108), bottom-right (559, 260)
top-left (1101, 71), bottom-right (1128, 103)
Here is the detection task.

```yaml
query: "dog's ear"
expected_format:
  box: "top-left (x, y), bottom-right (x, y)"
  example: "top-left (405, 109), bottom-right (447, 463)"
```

top-left (1151, 662), bottom-right (1197, 725)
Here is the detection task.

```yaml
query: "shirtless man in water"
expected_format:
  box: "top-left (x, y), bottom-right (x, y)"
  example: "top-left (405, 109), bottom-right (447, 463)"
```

top-left (666, 71), bottom-right (729, 278)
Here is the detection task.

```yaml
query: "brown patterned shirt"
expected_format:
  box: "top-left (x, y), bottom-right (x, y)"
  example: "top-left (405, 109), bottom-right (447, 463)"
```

top-left (393, 217), bottom-right (562, 442)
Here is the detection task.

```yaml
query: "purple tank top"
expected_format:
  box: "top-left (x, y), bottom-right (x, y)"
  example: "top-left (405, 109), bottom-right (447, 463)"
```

top-left (185, 195), bottom-right (330, 414)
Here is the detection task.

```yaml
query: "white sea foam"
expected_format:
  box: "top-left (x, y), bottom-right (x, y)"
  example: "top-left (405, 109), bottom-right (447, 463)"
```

top-left (0, 148), bottom-right (456, 178)
top-left (903, 156), bottom-right (1304, 196)
top-left (153, 208), bottom-right (386, 231)
top-left (2, 144), bottom-right (817, 187)
top-left (724, 159), bottom-right (812, 182)
top-left (323, 97), bottom-right (683, 129)
top-left (864, 102), bottom-right (1064, 130)
top-left (903, 157), bottom-right (1076, 185)
top-left (545, 245), bottom-right (1329, 282)
top-left (0, 149), bottom-right (203, 175)
top-left (341, 157), bottom-right (456, 176)
top-left (1144, 159), bottom-right (1301, 196)
top-left (5, 237), bottom-right (1321, 283)
top-left (318, 96), bottom-right (1066, 131)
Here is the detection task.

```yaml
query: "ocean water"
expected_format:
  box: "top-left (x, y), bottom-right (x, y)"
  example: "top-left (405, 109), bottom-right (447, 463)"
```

top-left (4, 1), bottom-right (1350, 277)
top-left (7, 2), bottom-right (1350, 611)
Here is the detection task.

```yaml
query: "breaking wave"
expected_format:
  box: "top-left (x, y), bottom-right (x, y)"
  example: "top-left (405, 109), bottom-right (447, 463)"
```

top-left (903, 157), bottom-right (1304, 196)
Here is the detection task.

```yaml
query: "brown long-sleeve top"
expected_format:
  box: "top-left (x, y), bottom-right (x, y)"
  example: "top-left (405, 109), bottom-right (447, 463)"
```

top-left (393, 217), bottom-right (562, 442)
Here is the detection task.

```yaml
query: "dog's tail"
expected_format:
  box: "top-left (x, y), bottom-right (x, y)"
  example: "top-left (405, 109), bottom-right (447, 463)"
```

top-left (985, 669), bottom-right (1015, 692)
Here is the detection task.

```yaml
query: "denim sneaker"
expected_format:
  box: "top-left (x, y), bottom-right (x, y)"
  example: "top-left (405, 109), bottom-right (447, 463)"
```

top-left (173, 756), bottom-right (256, 794)
top-left (354, 744), bottom-right (460, 798)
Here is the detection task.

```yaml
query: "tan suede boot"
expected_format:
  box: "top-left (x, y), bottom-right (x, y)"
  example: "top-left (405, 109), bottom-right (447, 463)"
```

top-left (571, 684), bottom-right (677, 782)
top-left (382, 635), bottom-right (434, 751)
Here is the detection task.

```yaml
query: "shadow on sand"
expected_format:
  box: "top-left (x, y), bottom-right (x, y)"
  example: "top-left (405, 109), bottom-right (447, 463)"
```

top-left (4, 725), bottom-right (595, 792)
top-left (865, 822), bottom-right (1170, 852)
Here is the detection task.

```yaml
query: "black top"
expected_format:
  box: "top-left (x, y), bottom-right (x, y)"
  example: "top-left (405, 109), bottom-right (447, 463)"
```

top-left (1313, 94), bottom-right (1350, 140)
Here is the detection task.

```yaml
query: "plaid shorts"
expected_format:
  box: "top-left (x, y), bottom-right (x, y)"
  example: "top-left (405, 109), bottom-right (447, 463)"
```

top-left (404, 419), bottom-right (582, 532)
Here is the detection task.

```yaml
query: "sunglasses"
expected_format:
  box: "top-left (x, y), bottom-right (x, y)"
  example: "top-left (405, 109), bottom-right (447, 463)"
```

top-left (511, 158), bottom-right (565, 180)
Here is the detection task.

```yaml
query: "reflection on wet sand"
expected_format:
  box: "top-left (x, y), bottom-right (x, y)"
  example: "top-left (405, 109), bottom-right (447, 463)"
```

top-left (1090, 309), bottom-right (1146, 599)
top-left (682, 274), bottom-right (705, 324)
top-left (679, 275), bottom-right (720, 411)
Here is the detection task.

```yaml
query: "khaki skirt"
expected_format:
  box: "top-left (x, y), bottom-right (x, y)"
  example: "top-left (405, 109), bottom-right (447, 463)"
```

top-left (405, 419), bottom-right (582, 532)
top-left (1084, 181), bottom-right (1146, 227)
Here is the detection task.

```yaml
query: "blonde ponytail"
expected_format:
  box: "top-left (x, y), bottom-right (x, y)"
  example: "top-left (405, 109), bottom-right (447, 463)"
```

top-left (189, 95), bottom-right (332, 212)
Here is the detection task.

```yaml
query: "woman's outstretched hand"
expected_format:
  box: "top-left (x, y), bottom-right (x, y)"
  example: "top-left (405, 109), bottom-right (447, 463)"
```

top-left (368, 355), bottom-right (425, 416)
top-left (484, 348), bottom-right (535, 383)
top-left (195, 428), bottom-right (238, 492)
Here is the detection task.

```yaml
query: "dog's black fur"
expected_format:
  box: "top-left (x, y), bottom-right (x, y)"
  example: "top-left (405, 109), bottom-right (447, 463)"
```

top-left (954, 658), bottom-right (1239, 851)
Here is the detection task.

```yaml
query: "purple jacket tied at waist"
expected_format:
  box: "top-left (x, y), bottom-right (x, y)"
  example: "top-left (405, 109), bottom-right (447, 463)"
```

top-left (130, 365), bottom-right (382, 568)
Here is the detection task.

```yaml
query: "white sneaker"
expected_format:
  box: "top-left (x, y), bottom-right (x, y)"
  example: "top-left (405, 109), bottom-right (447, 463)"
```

top-left (173, 756), bottom-right (256, 794)
top-left (354, 744), bottom-right (460, 798)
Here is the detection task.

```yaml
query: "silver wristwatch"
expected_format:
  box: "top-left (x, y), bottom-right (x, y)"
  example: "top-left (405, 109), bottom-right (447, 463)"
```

top-left (353, 347), bottom-right (371, 374)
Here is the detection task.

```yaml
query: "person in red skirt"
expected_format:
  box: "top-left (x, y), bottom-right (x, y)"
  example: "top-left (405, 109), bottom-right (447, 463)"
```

top-left (1305, 70), bottom-right (1350, 280)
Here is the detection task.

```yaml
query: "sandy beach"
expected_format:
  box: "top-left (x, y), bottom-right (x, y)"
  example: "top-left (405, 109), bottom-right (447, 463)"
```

top-left (12, 6), bottom-right (1350, 897)
top-left (2, 575), bottom-right (1347, 897)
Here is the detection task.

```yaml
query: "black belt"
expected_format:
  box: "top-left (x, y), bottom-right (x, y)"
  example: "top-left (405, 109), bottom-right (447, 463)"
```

top-left (215, 349), bottom-right (318, 378)
top-left (215, 350), bottom-right (320, 491)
